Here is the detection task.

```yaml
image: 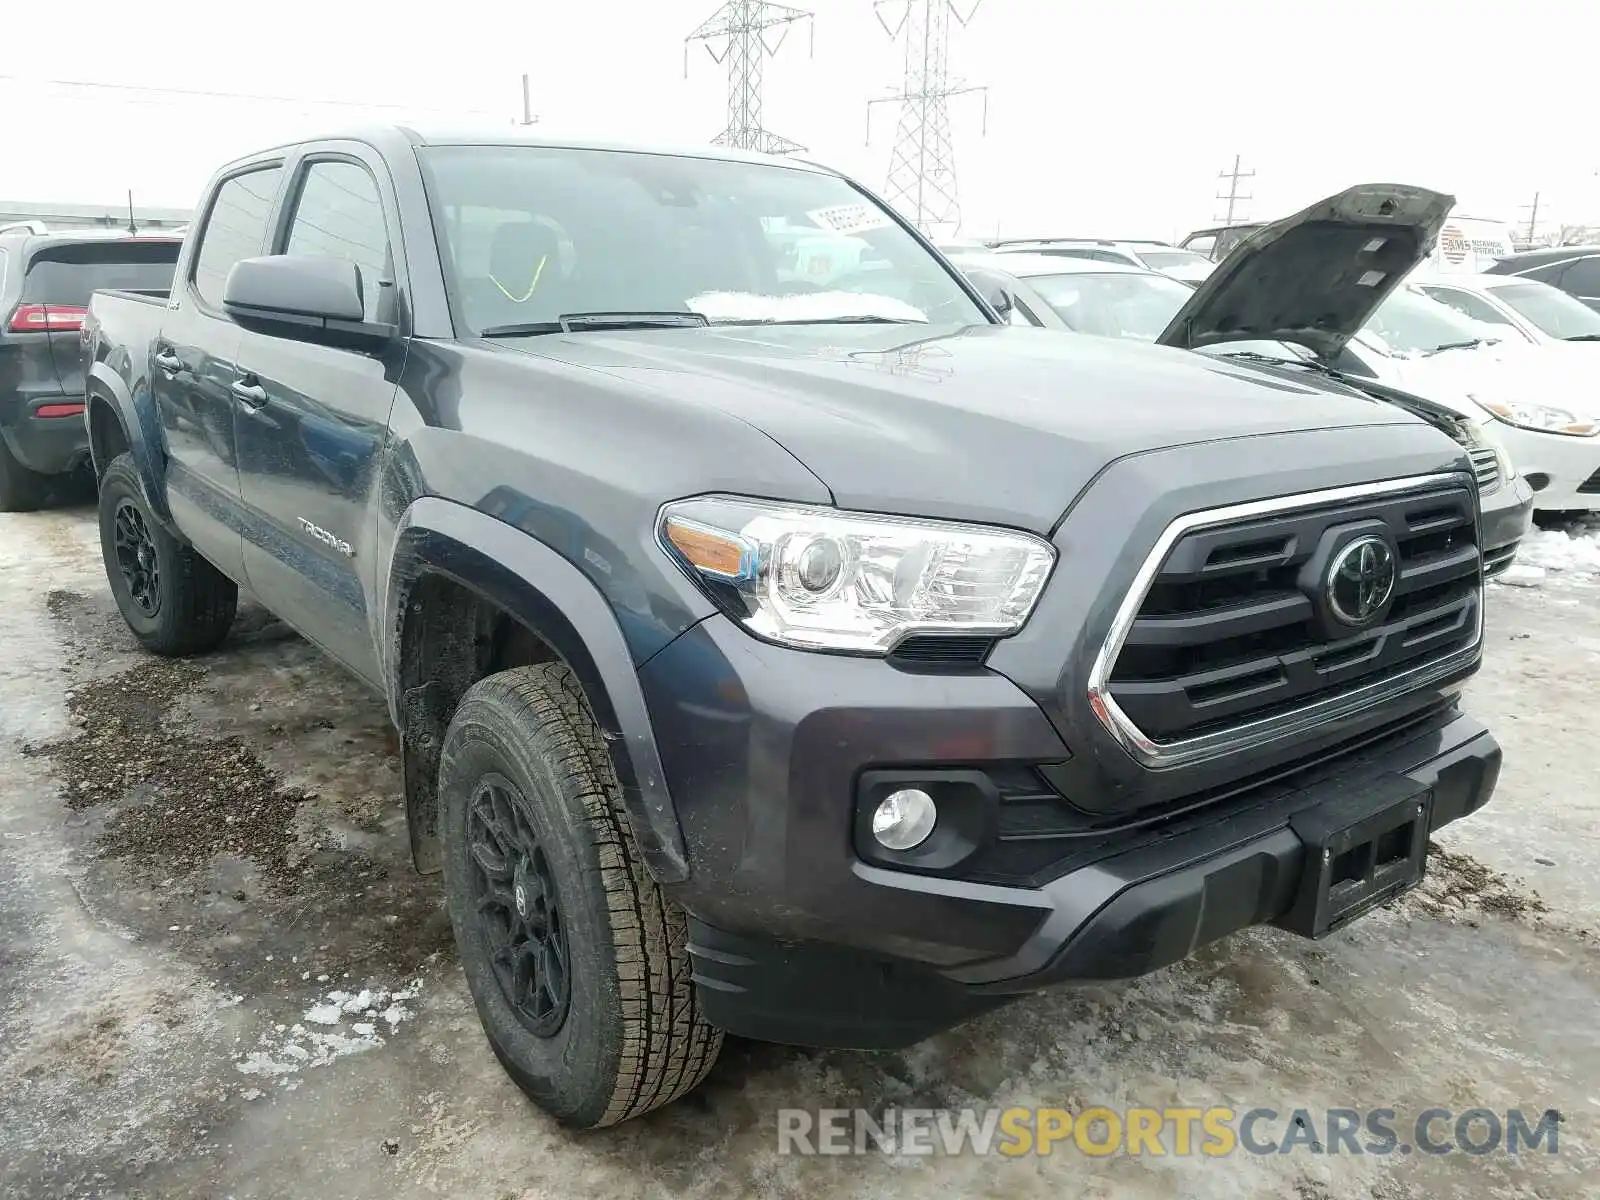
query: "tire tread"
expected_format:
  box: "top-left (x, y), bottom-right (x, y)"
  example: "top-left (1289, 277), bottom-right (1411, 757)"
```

top-left (99, 454), bottom-right (236, 656)
top-left (467, 663), bottom-right (721, 1125)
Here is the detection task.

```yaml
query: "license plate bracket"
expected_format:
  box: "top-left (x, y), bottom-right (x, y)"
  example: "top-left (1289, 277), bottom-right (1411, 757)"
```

top-left (1275, 774), bottom-right (1433, 939)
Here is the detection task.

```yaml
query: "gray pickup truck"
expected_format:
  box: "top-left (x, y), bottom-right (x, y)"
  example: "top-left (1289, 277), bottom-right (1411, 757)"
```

top-left (83, 129), bottom-right (1502, 1128)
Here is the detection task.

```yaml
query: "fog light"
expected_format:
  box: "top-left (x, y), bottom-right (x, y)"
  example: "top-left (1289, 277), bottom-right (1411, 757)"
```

top-left (871, 788), bottom-right (937, 850)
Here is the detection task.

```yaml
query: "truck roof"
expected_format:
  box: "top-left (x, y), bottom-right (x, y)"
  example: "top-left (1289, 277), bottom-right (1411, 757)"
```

top-left (220, 124), bottom-right (844, 177)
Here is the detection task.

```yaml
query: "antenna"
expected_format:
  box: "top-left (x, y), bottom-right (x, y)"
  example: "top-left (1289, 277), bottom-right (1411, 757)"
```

top-left (126, 189), bottom-right (137, 235)
top-left (1215, 154), bottom-right (1255, 225)
top-left (519, 74), bottom-right (538, 126)
top-left (686, 1), bottom-right (814, 154)
top-left (867, 0), bottom-right (989, 236)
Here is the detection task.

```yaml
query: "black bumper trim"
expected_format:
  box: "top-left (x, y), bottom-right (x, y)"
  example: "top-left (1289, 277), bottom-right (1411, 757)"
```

top-left (685, 721), bottom-right (1500, 1048)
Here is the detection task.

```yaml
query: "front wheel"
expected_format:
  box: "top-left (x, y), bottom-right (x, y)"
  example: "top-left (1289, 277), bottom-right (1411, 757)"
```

top-left (438, 663), bottom-right (723, 1128)
top-left (97, 453), bottom-right (238, 655)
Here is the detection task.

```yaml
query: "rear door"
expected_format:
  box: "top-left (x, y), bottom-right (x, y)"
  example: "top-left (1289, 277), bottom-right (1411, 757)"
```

top-left (155, 163), bottom-right (286, 582)
top-left (232, 145), bottom-right (406, 685)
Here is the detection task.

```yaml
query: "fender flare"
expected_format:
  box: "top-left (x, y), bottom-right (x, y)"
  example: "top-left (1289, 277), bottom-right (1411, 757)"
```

top-left (86, 359), bottom-right (172, 525)
top-left (383, 496), bottom-right (689, 884)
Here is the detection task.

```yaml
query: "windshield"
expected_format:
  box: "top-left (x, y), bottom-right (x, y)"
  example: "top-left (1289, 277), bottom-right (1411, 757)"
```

top-left (1022, 270), bottom-right (1194, 340)
top-left (1360, 286), bottom-right (1502, 357)
top-left (1137, 249), bottom-right (1213, 272)
top-left (418, 145), bottom-right (987, 335)
top-left (1484, 280), bottom-right (1600, 340)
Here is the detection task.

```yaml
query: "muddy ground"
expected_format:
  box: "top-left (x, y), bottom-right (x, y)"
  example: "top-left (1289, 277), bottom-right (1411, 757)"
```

top-left (1, 505), bottom-right (1595, 1200)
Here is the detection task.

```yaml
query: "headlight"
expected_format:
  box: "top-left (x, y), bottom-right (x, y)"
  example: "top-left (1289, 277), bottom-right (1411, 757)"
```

top-left (657, 495), bottom-right (1056, 653)
top-left (1471, 396), bottom-right (1599, 438)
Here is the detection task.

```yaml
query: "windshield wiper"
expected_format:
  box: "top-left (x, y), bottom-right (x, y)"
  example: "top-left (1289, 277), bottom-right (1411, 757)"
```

top-left (480, 311), bottom-right (710, 337)
top-left (1216, 349), bottom-right (1335, 374)
top-left (1421, 337), bottom-right (1492, 356)
top-left (1563, 333), bottom-right (1600, 342)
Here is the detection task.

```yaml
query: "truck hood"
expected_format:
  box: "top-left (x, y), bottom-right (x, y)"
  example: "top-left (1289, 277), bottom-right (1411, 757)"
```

top-left (498, 322), bottom-right (1417, 533)
top-left (1158, 183), bottom-right (1456, 361)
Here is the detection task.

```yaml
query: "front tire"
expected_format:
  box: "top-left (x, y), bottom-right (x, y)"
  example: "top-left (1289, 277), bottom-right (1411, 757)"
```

top-left (438, 663), bottom-right (722, 1128)
top-left (97, 453), bottom-right (237, 655)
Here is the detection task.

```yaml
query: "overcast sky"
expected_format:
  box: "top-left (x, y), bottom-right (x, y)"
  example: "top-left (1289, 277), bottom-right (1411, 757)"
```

top-left (5, 0), bottom-right (1597, 239)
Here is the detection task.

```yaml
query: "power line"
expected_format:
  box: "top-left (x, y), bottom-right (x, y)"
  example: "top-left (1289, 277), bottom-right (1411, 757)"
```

top-left (685, 1), bottom-right (814, 155)
top-left (867, 0), bottom-right (989, 237)
top-left (1215, 153), bottom-right (1255, 226)
top-left (0, 72), bottom-right (500, 117)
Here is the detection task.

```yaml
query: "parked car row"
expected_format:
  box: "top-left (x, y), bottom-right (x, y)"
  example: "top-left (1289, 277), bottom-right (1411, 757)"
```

top-left (944, 218), bottom-right (1598, 523)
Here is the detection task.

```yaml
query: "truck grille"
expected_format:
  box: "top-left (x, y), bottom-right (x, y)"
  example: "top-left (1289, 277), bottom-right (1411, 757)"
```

top-left (1090, 475), bottom-right (1482, 769)
top-left (1468, 447), bottom-right (1500, 492)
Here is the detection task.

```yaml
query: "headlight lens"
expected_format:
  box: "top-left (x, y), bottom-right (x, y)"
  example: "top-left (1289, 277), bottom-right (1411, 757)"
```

top-left (1471, 396), bottom-right (1599, 438)
top-left (658, 496), bottom-right (1056, 653)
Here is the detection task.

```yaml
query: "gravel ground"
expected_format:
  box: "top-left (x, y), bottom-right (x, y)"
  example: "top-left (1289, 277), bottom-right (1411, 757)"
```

top-left (0, 505), bottom-right (1595, 1200)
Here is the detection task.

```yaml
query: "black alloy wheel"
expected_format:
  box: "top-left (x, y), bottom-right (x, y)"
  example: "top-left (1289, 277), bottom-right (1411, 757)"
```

top-left (468, 774), bottom-right (571, 1037)
top-left (112, 498), bottom-right (161, 617)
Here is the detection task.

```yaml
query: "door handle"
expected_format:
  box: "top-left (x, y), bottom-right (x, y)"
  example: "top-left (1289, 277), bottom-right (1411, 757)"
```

top-left (230, 379), bottom-right (268, 408)
top-left (154, 350), bottom-right (184, 374)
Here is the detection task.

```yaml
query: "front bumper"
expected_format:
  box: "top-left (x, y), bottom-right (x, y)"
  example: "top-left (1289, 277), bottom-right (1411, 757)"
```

top-left (1496, 422), bottom-right (1600, 512)
top-left (0, 391), bottom-right (90, 475)
top-left (1480, 474), bottom-right (1535, 576)
top-left (643, 616), bottom-right (1500, 1050)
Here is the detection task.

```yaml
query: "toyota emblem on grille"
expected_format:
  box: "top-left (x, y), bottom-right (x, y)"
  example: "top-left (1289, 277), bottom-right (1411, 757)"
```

top-left (1327, 535), bottom-right (1397, 626)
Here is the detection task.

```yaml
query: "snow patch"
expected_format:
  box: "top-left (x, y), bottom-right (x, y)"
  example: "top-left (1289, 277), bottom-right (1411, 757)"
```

top-left (689, 290), bottom-right (929, 325)
top-left (234, 978), bottom-right (423, 1083)
top-left (1506, 526), bottom-right (1600, 585)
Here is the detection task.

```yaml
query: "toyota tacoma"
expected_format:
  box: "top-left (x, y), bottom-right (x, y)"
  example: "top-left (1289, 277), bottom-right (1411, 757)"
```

top-left (82, 129), bottom-right (1502, 1128)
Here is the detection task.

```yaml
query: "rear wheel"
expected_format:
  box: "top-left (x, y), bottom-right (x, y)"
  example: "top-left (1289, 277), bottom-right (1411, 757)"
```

top-left (438, 663), bottom-right (722, 1128)
top-left (97, 453), bottom-right (237, 655)
top-left (0, 437), bottom-right (47, 513)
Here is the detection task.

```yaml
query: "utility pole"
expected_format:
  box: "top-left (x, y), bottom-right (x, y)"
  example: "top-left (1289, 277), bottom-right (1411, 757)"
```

top-left (1521, 191), bottom-right (1541, 243)
top-left (519, 74), bottom-right (538, 125)
top-left (1215, 154), bottom-right (1255, 225)
top-left (685, 1), bottom-right (814, 154)
top-left (867, 0), bottom-right (989, 237)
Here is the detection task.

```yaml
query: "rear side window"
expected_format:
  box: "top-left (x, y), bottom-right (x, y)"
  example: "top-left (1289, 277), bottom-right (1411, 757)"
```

top-left (21, 241), bottom-right (180, 306)
top-left (1560, 257), bottom-right (1600, 299)
top-left (192, 167), bottom-right (283, 309)
top-left (1418, 286), bottom-right (1516, 328)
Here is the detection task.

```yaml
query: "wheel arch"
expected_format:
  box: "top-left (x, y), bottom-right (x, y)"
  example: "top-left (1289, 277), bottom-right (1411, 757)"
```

top-left (86, 361), bottom-right (172, 524)
top-left (384, 497), bottom-right (689, 884)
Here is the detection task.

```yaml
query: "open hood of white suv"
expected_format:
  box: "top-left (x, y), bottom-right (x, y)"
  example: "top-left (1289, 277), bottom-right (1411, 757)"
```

top-left (1157, 183), bottom-right (1455, 361)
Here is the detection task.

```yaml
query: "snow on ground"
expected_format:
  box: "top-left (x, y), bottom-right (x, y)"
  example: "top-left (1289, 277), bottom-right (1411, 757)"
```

top-left (234, 979), bottom-right (423, 1088)
top-left (1497, 523), bottom-right (1600, 589)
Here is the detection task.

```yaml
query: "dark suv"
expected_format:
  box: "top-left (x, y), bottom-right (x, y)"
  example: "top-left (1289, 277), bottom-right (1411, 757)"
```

top-left (0, 229), bottom-right (182, 509)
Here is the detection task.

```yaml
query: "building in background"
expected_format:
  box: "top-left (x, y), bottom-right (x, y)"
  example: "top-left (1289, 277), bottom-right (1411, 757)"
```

top-left (0, 199), bottom-right (190, 235)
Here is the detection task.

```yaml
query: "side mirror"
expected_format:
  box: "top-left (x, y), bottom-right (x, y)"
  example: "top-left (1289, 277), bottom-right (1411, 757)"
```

top-left (985, 282), bottom-right (1016, 321)
top-left (223, 255), bottom-right (394, 349)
